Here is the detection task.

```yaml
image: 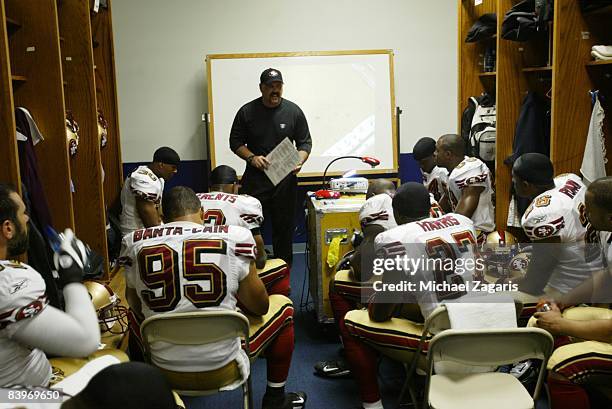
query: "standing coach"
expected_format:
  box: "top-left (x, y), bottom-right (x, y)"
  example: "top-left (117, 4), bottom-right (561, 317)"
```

top-left (229, 68), bottom-right (312, 266)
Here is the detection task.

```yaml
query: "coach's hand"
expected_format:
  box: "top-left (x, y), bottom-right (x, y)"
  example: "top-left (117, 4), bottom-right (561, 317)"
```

top-left (53, 229), bottom-right (88, 287)
top-left (533, 310), bottom-right (565, 336)
top-left (249, 155), bottom-right (270, 171)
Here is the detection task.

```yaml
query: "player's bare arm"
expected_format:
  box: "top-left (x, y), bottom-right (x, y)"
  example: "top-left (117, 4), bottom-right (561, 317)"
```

top-left (135, 197), bottom-right (161, 227)
top-left (535, 310), bottom-right (612, 343)
top-left (253, 233), bottom-right (267, 269)
top-left (455, 185), bottom-right (484, 219)
top-left (237, 261), bottom-right (269, 316)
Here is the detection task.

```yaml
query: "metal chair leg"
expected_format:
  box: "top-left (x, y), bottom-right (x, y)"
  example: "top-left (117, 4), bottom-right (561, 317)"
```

top-left (243, 375), bottom-right (253, 409)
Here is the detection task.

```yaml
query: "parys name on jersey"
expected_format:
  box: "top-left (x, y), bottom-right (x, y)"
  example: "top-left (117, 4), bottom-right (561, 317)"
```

top-left (133, 225), bottom-right (229, 242)
top-left (372, 280), bottom-right (518, 294)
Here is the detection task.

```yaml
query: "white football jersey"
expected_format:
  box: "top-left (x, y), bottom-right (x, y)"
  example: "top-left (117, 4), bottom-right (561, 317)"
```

top-left (448, 157), bottom-right (495, 233)
top-left (375, 213), bottom-right (478, 318)
top-left (359, 193), bottom-right (397, 230)
top-left (120, 221), bottom-right (256, 373)
top-left (521, 173), bottom-right (603, 293)
top-left (423, 166), bottom-right (449, 203)
top-left (429, 194), bottom-right (445, 218)
top-left (120, 165), bottom-right (165, 236)
top-left (0, 261), bottom-right (52, 387)
top-left (197, 192), bottom-right (263, 231)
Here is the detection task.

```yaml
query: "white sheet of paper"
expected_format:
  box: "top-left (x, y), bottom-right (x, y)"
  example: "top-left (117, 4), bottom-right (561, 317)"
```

top-left (264, 138), bottom-right (300, 186)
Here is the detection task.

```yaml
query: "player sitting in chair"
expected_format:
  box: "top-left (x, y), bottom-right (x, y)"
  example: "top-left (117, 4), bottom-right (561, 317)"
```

top-left (0, 184), bottom-right (100, 387)
top-left (120, 186), bottom-right (305, 409)
top-left (197, 165), bottom-right (290, 296)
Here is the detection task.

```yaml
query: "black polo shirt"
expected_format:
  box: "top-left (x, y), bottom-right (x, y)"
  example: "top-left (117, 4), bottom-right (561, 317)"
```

top-left (230, 97), bottom-right (312, 193)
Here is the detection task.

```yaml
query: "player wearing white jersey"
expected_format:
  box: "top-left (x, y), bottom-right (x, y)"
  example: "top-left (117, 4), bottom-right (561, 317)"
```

top-left (435, 134), bottom-right (495, 239)
top-left (315, 179), bottom-right (447, 380)
top-left (0, 185), bottom-right (99, 387)
top-left (529, 176), bottom-right (612, 409)
top-left (341, 183), bottom-right (478, 409)
top-left (120, 186), bottom-right (305, 409)
top-left (512, 154), bottom-right (603, 296)
top-left (119, 147), bottom-right (180, 236)
top-left (197, 165), bottom-right (290, 296)
top-left (413, 137), bottom-right (450, 205)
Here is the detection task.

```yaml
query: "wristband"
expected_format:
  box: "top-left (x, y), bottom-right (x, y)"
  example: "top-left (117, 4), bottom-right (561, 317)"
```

top-left (246, 154), bottom-right (255, 164)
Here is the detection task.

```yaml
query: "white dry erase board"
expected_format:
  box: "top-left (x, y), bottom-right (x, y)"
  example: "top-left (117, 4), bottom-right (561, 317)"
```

top-left (205, 50), bottom-right (398, 178)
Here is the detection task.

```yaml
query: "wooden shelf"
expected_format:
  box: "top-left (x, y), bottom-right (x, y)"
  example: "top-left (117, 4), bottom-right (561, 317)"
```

top-left (586, 59), bottom-right (612, 67)
top-left (582, 4), bottom-right (612, 16)
top-left (522, 66), bottom-right (552, 73)
top-left (479, 71), bottom-right (496, 77)
top-left (11, 74), bottom-right (27, 83)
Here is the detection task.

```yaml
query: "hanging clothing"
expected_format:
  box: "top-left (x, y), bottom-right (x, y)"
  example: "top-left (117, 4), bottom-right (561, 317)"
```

top-left (581, 95), bottom-right (607, 185)
top-left (15, 108), bottom-right (53, 232)
top-left (505, 92), bottom-right (551, 226)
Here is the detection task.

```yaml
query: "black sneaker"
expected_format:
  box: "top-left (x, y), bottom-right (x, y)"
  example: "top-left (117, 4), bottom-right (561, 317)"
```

top-left (509, 360), bottom-right (539, 393)
top-left (313, 359), bottom-right (352, 378)
top-left (262, 391), bottom-right (307, 409)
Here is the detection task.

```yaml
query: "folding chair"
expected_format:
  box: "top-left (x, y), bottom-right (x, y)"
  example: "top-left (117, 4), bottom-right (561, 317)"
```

top-left (140, 310), bottom-right (253, 409)
top-left (423, 327), bottom-right (554, 409)
top-left (398, 305), bottom-right (451, 408)
top-left (399, 298), bottom-right (525, 408)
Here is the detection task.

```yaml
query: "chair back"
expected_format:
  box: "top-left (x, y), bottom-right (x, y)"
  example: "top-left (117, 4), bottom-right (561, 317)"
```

top-left (425, 327), bottom-right (554, 401)
top-left (141, 310), bottom-right (250, 353)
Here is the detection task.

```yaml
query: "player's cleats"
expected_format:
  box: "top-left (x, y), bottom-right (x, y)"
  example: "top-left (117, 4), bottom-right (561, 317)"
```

top-left (262, 391), bottom-right (307, 409)
top-left (313, 359), bottom-right (352, 378)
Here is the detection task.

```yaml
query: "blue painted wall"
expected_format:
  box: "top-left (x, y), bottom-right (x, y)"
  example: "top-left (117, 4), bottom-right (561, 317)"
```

top-left (123, 153), bottom-right (421, 245)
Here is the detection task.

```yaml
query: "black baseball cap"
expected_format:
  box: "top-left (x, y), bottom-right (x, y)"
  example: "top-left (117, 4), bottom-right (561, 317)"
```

top-left (412, 137), bottom-right (437, 161)
top-left (153, 147), bottom-right (180, 166)
top-left (260, 68), bottom-right (284, 85)
top-left (513, 153), bottom-right (554, 185)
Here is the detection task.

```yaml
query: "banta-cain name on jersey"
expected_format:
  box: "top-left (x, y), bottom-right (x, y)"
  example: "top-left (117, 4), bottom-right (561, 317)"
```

top-left (133, 225), bottom-right (229, 242)
top-left (373, 280), bottom-right (518, 294)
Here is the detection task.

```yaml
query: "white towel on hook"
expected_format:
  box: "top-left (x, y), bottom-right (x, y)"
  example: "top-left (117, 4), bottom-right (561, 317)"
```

top-left (581, 96), bottom-right (607, 185)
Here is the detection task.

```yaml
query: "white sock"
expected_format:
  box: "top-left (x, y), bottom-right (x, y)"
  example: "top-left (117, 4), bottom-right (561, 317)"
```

top-left (363, 400), bottom-right (384, 409)
top-left (267, 381), bottom-right (286, 388)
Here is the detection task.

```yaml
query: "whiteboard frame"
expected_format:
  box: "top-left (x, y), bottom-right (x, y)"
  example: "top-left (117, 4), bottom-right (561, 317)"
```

top-left (205, 49), bottom-right (398, 178)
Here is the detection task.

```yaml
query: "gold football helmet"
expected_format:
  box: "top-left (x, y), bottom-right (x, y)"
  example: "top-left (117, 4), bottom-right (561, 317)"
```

top-left (481, 230), bottom-right (521, 283)
top-left (83, 281), bottom-right (128, 335)
top-left (508, 252), bottom-right (530, 278)
top-left (65, 111), bottom-right (79, 156)
top-left (97, 109), bottom-right (108, 148)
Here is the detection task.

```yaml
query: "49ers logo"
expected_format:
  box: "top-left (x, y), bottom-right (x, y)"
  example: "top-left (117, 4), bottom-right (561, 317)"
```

top-left (15, 300), bottom-right (45, 321)
top-left (510, 257), bottom-right (528, 270)
top-left (535, 195), bottom-right (552, 208)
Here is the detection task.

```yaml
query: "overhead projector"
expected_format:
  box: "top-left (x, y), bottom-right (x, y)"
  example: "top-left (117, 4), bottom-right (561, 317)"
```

top-left (330, 177), bottom-right (369, 194)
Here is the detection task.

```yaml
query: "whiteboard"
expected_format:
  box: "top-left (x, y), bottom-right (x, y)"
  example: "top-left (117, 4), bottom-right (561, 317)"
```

top-left (206, 50), bottom-right (398, 177)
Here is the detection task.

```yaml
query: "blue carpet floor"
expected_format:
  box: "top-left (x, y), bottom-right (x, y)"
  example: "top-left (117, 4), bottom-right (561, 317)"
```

top-left (181, 250), bottom-right (549, 409)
